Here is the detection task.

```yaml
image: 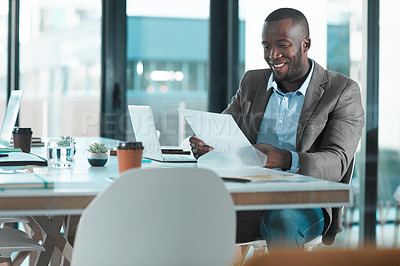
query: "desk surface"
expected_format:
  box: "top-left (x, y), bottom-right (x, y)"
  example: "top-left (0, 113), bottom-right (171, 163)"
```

top-left (0, 137), bottom-right (352, 215)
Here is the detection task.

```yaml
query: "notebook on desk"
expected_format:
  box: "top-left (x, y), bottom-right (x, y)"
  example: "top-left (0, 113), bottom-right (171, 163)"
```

top-left (0, 152), bottom-right (47, 166)
top-left (0, 90), bottom-right (23, 148)
top-left (10, 136), bottom-right (45, 147)
top-left (128, 105), bottom-right (197, 163)
top-left (0, 173), bottom-right (53, 189)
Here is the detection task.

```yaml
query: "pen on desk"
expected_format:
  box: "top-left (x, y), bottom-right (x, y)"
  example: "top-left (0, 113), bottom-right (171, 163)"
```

top-left (222, 177), bottom-right (251, 183)
top-left (0, 154), bottom-right (9, 157)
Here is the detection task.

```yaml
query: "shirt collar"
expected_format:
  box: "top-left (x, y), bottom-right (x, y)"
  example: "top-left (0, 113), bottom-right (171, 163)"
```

top-left (267, 59), bottom-right (314, 96)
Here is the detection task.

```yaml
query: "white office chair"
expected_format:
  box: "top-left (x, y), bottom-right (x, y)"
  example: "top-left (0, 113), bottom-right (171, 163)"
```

top-left (0, 217), bottom-right (29, 226)
top-left (71, 167), bottom-right (236, 266)
top-left (0, 216), bottom-right (45, 265)
top-left (0, 228), bottom-right (45, 265)
top-left (235, 236), bottom-right (323, 265)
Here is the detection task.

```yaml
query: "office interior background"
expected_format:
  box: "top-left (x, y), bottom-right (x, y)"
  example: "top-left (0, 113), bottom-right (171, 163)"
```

top-left (0, 0), bottom-right (396, 248)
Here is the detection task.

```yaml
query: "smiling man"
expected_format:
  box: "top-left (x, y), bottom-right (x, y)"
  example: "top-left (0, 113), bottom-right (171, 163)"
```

top-left (190, 8), bottom-right (364, 250)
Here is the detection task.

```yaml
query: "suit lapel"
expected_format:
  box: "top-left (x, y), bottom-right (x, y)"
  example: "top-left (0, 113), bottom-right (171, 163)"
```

top-left (296, 62), bottom-right (327, 149)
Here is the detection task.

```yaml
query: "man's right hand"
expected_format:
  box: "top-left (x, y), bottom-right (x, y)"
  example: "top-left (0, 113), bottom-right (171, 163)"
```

top-left (189, 135), bottom-right (213, 159)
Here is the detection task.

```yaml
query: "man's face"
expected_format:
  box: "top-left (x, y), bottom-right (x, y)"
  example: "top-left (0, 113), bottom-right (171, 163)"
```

top-left (262, 18), bottom-right (309, 83)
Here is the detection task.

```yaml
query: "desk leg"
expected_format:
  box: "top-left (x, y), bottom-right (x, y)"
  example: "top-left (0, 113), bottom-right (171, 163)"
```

top-left (60, 215), bottom-right (80, 266)
top-left (24, 217), bottom-right (44, 266)
top-left (64, 215), bottom-right (80, 248)
top-left (31, 216), bottom-right (68, 266)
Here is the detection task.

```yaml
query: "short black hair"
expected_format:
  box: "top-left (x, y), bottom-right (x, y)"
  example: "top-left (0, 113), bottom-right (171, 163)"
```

top-left (265, 8), bottom-right (309, 37)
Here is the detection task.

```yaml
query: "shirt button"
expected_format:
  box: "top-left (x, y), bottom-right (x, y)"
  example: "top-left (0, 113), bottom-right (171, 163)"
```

top-left (279, 142), bottom-right (282, 145)
top-left (279, 120), bottom-right (283, 124)
top-left (283, 97), bottom-right (288, 101)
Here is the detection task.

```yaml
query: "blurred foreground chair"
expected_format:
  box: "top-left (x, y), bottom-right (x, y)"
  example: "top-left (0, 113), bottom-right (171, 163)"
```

top-left (71, 167), bottom-right (236, 266)
top-left (242, 248), bottom-right (400, 266)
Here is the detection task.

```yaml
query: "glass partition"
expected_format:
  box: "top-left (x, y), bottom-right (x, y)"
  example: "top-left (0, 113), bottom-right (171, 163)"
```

top-left (378, 0), bottom-right (400, 249)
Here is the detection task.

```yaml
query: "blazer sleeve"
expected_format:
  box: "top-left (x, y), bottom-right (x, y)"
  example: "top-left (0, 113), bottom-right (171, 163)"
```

top-left (298, 78), bottom-right (365, 182)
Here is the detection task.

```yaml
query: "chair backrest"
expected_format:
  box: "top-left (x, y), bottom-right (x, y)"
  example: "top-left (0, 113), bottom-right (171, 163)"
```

top-left (71, 167), bottom-right (236, 266)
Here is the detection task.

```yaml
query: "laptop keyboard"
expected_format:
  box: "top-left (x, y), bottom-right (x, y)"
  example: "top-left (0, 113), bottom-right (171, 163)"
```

top-left (162, 154), bottom-right (197, 162)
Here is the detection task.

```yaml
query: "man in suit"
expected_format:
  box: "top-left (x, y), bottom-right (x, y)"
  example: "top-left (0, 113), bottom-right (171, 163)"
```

top-left (190, 7), bottom-right (364, 250)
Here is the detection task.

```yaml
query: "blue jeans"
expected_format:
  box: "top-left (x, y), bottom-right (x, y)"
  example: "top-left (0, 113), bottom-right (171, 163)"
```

top-left (260, 208), bottom-right (325, 251)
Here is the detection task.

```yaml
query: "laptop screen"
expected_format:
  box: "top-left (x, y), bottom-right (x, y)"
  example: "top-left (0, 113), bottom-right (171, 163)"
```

top-left (128, 105), bottom-right (164, 160)
top-left (0, 90), bottom-right (23, 147)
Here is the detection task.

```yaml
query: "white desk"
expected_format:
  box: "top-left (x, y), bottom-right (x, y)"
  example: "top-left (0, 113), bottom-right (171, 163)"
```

top-left (0, 137), bottom-right (352, 265)
top-left (0, 137), bottom-right (351, 215)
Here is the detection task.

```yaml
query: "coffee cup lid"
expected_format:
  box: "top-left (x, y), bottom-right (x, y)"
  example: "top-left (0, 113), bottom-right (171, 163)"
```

top-left (12, 127), bottom-right (32, 134)
top-left (117, 142), bottom-right (143, 150)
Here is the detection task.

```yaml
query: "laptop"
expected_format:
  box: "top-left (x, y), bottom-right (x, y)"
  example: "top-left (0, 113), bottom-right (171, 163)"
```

top-left (0, 90), bottom-right (23, 148)
top-left (128, 105), bottom-right (197, 163)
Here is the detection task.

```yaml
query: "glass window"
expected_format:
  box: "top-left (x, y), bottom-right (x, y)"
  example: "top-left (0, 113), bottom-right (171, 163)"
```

top-left (379, 0), bottom-right (400, 247)
top-left (126, 0), bottom-right (210, 146)
top-left (0, 0), bottom-right (8, 116)
top-left (18, 0), bottom-right (102, 138)
top-left (239, 0), bottom-right (364, 248)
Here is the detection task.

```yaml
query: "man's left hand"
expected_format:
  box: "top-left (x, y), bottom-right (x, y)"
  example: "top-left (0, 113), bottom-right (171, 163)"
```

top-left (253, 143), bottom-right (292, 170)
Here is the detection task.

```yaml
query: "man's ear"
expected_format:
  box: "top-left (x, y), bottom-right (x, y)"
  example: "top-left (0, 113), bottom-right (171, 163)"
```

top-left (304, 37), bottom-right (311, 52)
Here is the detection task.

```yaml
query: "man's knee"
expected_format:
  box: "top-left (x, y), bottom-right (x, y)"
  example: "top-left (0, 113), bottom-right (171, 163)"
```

top-left (261, 210), bottom-right (299, 236)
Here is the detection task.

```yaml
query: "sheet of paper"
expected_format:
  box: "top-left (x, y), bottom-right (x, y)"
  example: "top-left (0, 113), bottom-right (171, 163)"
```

top-left (179, 109), bottom-right (267, 168)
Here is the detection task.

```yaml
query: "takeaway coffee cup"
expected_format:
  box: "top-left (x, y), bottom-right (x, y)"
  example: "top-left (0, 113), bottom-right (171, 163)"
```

top-left (12, 127), bottom-right (33, 153)
top-left (117, 142), bottom-right (144, 173)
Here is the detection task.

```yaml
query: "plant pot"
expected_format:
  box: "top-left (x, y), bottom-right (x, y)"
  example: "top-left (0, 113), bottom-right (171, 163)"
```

top-left (88, 152), bottom-right (109, 167)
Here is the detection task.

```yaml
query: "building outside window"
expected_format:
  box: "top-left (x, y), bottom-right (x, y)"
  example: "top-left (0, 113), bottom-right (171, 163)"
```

top-left (125, 0), bottom-right (211, 146)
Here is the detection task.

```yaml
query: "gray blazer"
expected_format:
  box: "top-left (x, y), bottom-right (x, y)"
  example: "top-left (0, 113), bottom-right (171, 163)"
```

top-left (223, 61), bottom-right (365, 245)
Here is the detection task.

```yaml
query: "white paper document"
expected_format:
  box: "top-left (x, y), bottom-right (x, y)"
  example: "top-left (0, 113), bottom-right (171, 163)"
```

top-left (179, 109), bottom-right (267, 169)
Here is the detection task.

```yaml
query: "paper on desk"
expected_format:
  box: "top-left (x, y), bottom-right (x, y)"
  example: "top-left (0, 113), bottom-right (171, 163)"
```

top-left (234, 174), bottom-right (308, 183)
top-left (179, 109), bottom-right (267, 169)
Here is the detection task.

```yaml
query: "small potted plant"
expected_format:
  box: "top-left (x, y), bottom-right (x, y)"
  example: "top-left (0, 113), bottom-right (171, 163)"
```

top-left (87, 142), bottom-right (109, 167)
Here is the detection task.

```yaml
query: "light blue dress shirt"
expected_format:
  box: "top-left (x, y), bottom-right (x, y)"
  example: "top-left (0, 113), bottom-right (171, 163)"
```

top-left (256, 60), bottom-right (314, 173)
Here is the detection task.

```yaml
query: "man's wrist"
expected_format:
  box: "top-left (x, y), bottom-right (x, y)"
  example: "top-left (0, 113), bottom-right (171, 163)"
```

top-left (280, 149), bottom-right (292, 171)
